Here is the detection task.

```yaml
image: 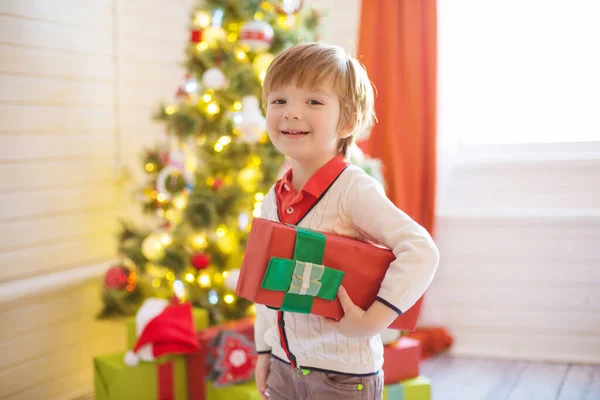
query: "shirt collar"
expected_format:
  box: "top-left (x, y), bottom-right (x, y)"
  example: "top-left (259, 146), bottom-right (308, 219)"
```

top-left (276, 155), bottom-right (349, 198)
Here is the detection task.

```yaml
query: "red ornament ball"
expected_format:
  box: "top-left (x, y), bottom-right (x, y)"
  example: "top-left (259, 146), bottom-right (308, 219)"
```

top-left (190, 29), bottom-right (203, 43)
top-left (213, 178), bottom-right (224, 190)
top-left (104, 266), bottom-right (130, 290)
top-left (191, 253), bottom-right (211, 270)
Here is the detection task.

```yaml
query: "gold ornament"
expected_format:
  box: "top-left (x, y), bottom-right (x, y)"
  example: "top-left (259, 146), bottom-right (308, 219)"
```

top-left (277, 14), bottom-right (295, 30)
top-left (217, 231), bottom-right (239, 254)
top-left (142, 234), bottom-right (165, 261)
top-left (145, 163), bottom-right (156, 173)
top-left (253, 53), bottom-right (275, 78)
top-left (203, 26), bottom-right (226, 47)
top-left (165, 208), bottom-right (183, 224)
top-left (237, 165), bottom-right (263, 193)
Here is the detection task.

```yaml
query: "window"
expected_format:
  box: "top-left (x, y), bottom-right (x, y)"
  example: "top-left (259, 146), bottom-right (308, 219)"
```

top-left (439, 0), bottom-right (600, 145)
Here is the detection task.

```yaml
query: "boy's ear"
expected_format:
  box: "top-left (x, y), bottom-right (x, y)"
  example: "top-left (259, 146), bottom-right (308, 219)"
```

top-left (338, 119), bottom-right (356, 139)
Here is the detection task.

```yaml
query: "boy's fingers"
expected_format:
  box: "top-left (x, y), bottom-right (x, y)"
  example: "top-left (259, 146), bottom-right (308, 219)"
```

top-left (337, 286), bottom-right (356, 313)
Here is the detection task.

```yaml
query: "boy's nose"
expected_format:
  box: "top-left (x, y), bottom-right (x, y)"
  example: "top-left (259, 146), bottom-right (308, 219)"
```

top-left (283, 105), bottom-right (301, 120)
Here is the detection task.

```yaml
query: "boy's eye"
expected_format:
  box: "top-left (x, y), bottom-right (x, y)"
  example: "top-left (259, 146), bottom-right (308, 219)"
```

top-left (307, 100), bottom-right (323, 105)
top-left (270, 99), bottom-right (286, 104)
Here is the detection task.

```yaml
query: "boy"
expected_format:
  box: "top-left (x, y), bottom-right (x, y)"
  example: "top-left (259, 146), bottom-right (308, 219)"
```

top-left (253, 43), bottom-right (439, 399)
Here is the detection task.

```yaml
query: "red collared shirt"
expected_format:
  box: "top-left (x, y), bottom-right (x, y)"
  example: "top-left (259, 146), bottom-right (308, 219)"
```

top-left (275, 155), bottom-right (349, 225)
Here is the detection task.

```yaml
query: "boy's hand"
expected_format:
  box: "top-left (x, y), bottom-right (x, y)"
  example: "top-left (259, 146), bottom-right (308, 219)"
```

top-left (334, 286), bottom-right (368, 337)
top-left (255, 353), bottom-right (270, 399)
top-left (333, 286), bottom-right (399, 338)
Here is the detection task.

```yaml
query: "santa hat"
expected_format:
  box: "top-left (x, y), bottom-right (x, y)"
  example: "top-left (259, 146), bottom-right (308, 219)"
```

top-left (124, 297), bottom-right (200, 366)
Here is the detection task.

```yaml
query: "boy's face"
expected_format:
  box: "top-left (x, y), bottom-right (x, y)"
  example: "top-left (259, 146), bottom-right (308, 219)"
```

top-left (266, 80), bottom-right (348, 166)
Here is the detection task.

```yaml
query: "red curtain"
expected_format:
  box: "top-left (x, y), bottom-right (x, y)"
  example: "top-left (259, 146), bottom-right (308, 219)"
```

top-left (358, 0), bottom-right (437, 235)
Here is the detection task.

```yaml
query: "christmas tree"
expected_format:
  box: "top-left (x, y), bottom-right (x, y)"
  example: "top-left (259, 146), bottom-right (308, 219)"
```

top-left (99, 0), bottom-right (324, 324)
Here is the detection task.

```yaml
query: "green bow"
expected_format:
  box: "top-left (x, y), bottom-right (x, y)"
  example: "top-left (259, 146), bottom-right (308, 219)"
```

top-left (260, 226), bottom-right (344, 313)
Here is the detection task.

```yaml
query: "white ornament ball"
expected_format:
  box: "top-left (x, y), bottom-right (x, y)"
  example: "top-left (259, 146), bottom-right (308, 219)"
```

top-left (234, 95), bottom-right (266, 143)
top-left (224, 268), bottom-right (241, 291)
top-left (202, 67), bottom-right (228, 90)
top-left (239, 20), bottom-right (274, 52)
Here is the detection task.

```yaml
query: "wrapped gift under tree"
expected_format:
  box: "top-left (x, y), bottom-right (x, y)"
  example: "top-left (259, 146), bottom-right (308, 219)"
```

top-left (383, 337), bottom-right (421, 384)
top-left (383, 376), bottom-right (432, 400)
top-left (236, 218), bottom-right (424, 330)
top-left (94, 298), bottom-right (207, 400)
top-left (187, 317), bottom-right (260, 400)
top-left (95, 354), bottom-right (189, 400)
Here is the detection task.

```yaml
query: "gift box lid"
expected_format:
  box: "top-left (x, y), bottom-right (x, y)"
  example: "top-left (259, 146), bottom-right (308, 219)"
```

top-left (383, 337), bottom-right (421, 384)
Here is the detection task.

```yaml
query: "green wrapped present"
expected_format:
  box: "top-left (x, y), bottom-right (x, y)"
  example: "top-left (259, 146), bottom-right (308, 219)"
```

top-left (94, 353), bottom-right (188, 400)
top-left (383, 376), bottom-right (431, 400)
top-left (127, 307), bottom-right (209, 348)
top-left (205, 381), bottom-right (262, 400)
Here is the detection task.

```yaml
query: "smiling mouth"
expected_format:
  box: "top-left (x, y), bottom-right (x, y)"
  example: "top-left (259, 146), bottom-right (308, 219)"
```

top-left (281, 130), bottom-right (310, 135)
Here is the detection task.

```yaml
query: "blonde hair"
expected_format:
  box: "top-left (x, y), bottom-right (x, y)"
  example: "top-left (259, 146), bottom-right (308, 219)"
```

top-left (262, 43), bottom-right (376, 156)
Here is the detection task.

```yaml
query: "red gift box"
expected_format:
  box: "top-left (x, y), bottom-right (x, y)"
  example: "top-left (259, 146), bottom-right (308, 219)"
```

top-left (236, 218), bottom-right (423, 330)
top-left (187, 317), bottom-right (255, 400)
top-left (383, 337), bottom-right (421, 384)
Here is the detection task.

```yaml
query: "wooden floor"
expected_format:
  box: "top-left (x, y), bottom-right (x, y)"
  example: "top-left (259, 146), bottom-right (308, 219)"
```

top-left (420, 355), bottom-right (600, 400)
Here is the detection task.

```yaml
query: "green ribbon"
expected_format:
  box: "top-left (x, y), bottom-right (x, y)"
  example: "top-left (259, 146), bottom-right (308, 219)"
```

top-left (261, 226), bottom-right (344, 313)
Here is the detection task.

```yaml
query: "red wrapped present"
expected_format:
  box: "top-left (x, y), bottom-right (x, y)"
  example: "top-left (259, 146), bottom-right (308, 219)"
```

top-left (187, 317), bottom-right (255, 400)
top-left (383, 337), bottom-right (421, 384)
top-left (406, 326), bottom-right (454, 359)
top-left (236, 218), bottom-right (423, 330)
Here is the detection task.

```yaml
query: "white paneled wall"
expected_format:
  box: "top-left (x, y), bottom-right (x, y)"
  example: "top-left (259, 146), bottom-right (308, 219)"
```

top-left (429, 146), bottom-right (600, 363)
top-left (0, 0), bottom-right (118, 284)
top-left (0, 0), bottom-right (362, 398)
top-left (0, 0), bottom-right (194, 398)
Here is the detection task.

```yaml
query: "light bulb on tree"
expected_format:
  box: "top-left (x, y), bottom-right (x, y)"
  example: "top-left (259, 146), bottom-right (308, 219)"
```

top-left (190, 233), bottom-right (208, 250)
top-left (206, 101), bottom-right (220, 115)
top-left (198, 273), bottom-right (211, 288)
top-left (193, 11), bottom-right (211, 28)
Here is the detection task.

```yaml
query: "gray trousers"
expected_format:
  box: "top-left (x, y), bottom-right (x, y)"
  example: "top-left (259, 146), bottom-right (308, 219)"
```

top-left (266, 357), bottom-right (384, 400)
